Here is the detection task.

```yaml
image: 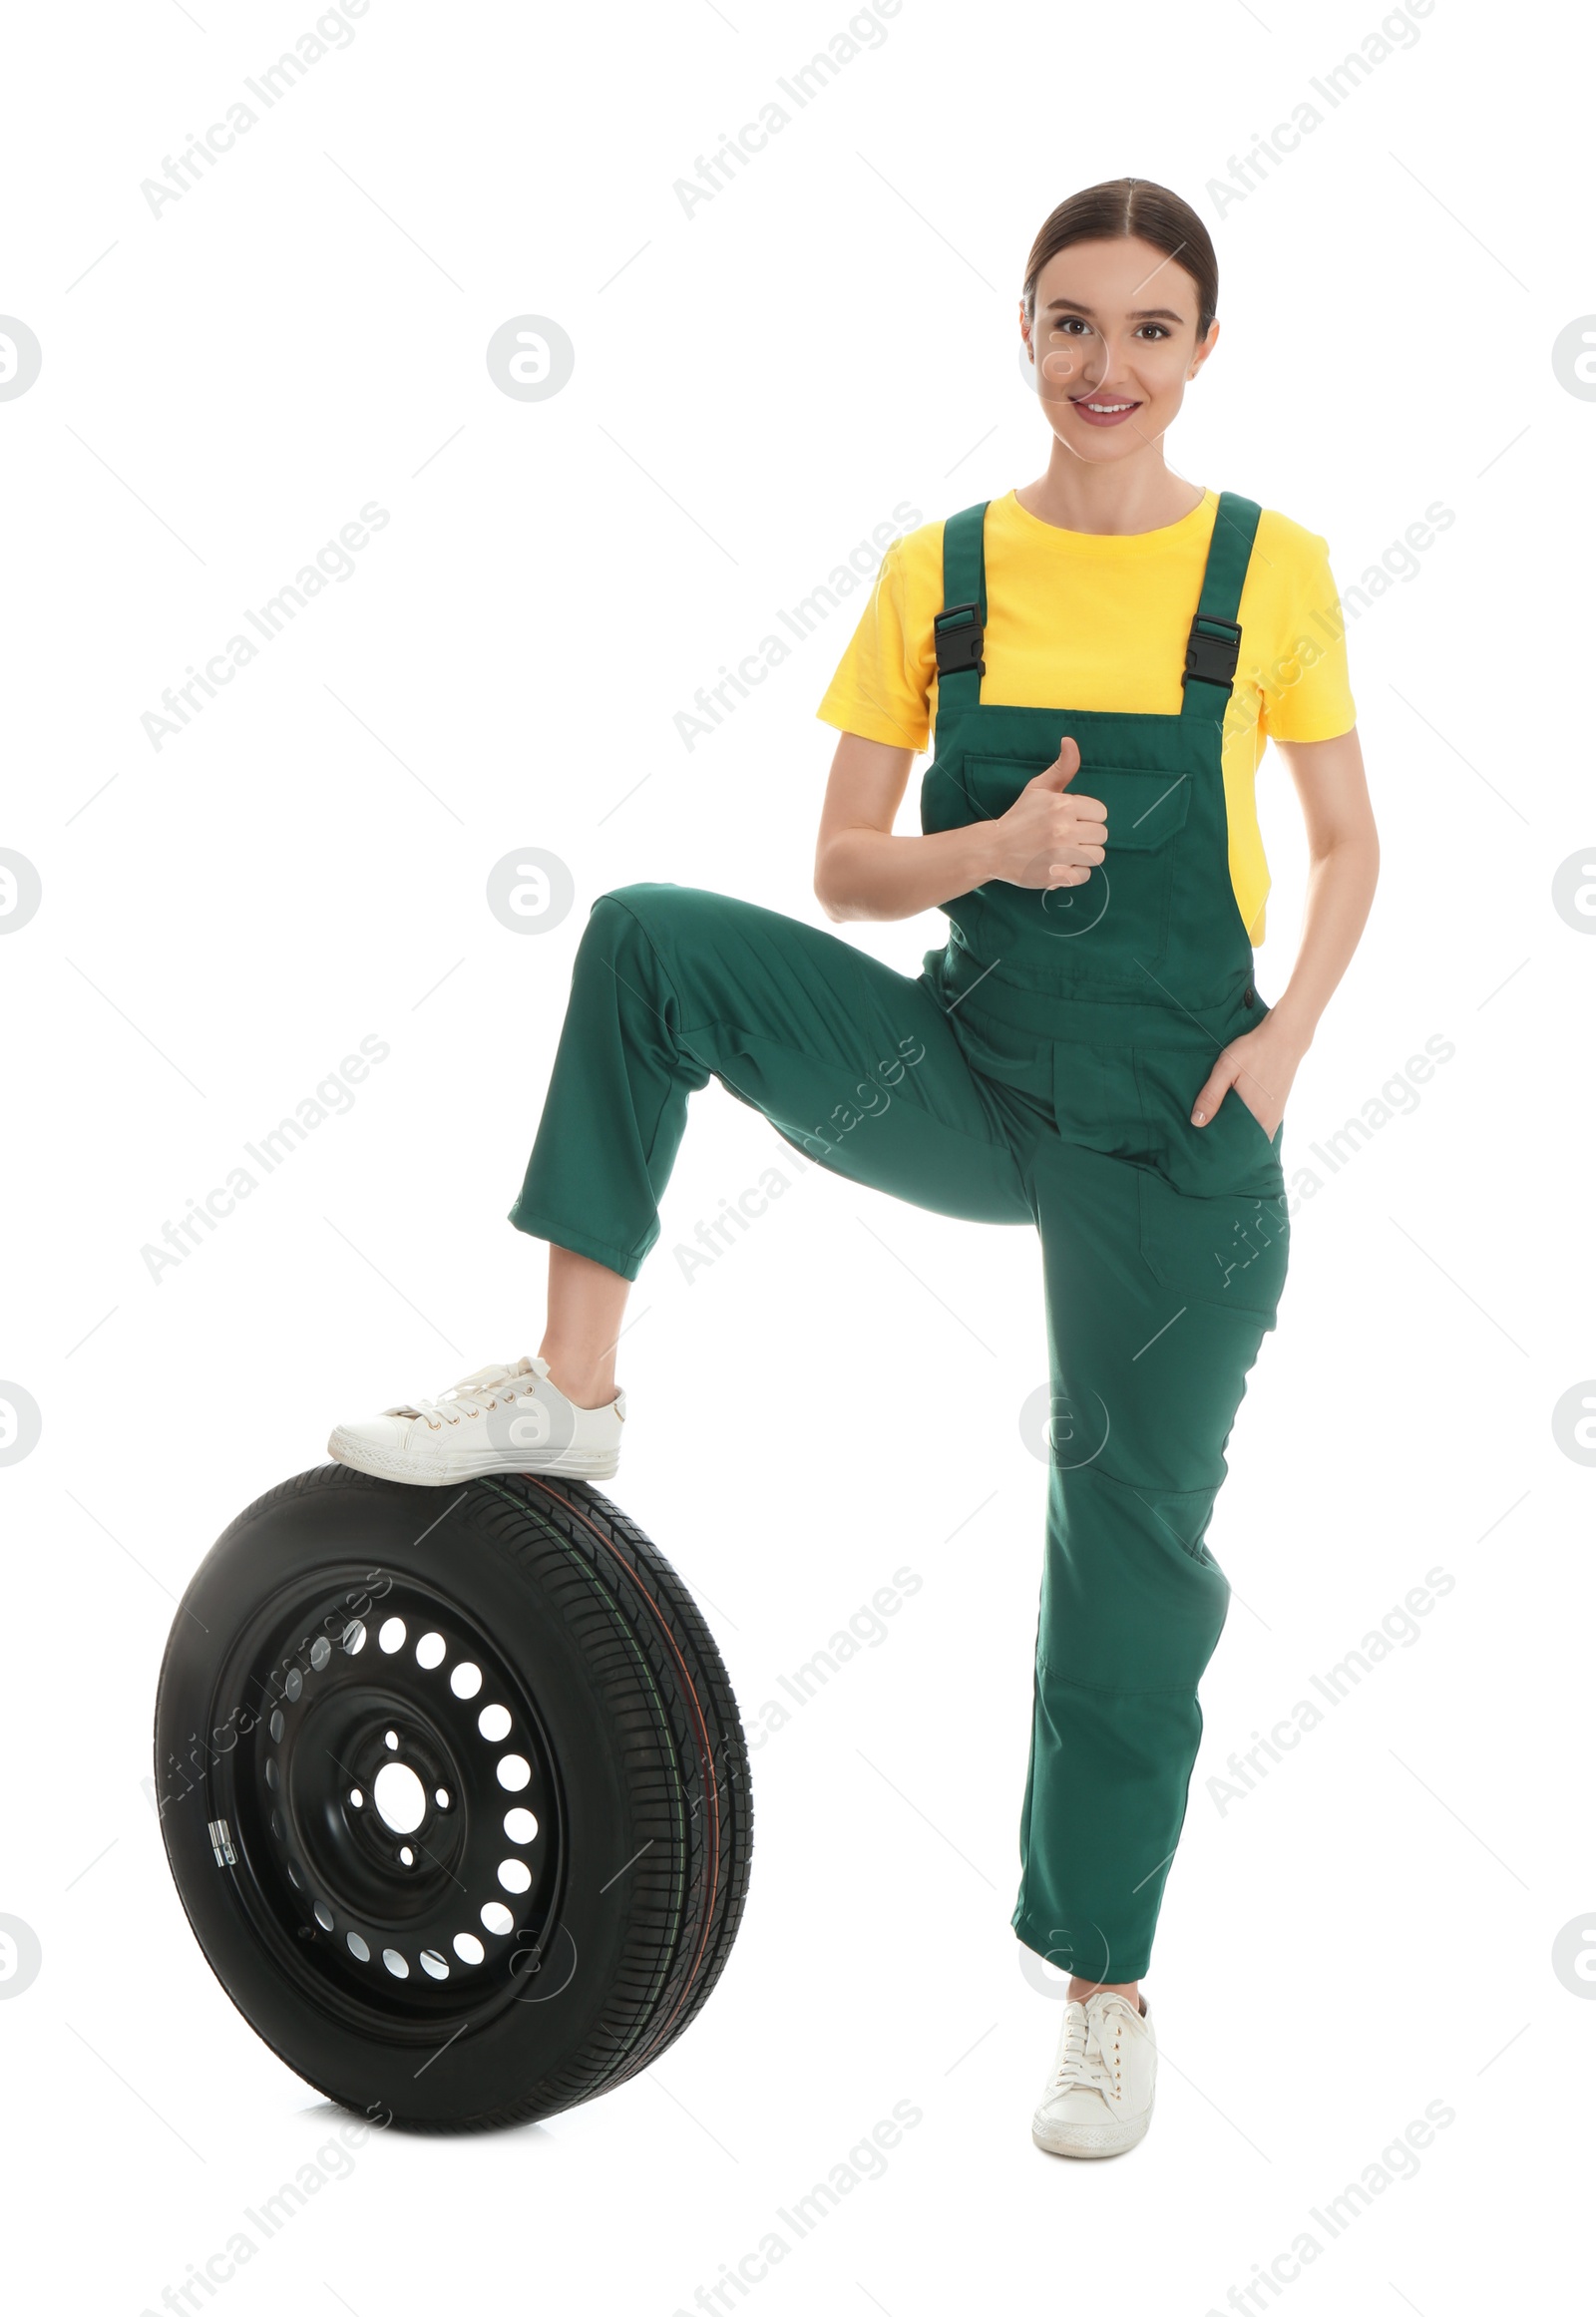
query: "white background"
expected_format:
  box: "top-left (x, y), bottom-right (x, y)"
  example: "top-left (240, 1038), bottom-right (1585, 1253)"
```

top-left (2, 2), bottom-right (1591, 2311)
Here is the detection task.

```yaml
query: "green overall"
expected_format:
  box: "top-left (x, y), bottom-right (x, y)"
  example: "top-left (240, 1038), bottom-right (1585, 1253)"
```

top-left (510, 493), bottom-right (1290, 1982)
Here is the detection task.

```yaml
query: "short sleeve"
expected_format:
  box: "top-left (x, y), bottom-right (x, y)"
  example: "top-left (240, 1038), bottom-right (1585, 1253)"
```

top-left (814, 537), bottom-right (934, 751)
top-left (1259, 527), bottom-right (1358, 744)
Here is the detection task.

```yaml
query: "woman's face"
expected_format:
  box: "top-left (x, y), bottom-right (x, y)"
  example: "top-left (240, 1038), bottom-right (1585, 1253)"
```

top-left (1019, 234), bottom-right (1218, 463)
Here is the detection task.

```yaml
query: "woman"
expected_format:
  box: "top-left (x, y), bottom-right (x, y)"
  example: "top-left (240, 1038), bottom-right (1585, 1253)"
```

top-left (329, 178), bottom-right (1379, 2158)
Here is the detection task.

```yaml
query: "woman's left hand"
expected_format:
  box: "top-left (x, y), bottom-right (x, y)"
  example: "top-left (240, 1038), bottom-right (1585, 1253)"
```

top-left (1190, 1012), bottom-right (1310, 1139)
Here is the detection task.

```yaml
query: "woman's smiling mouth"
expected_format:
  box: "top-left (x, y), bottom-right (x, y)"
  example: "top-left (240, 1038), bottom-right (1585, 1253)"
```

top-left (1069, 394), bottom-right (1142, 428)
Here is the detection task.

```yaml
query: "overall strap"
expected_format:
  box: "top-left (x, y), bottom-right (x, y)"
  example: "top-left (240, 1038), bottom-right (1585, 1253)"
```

top-left (1179, 491), bottom-right (1263, 720)
top-left (932, 502), bottom-right (989, 733)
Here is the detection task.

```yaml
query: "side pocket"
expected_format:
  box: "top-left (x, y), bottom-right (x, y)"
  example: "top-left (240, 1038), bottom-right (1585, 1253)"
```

top-left (1228, 1082), bottom-right (1285, 1157)
top-left (1137, 1164), bottom-right (1290, 1320)
top-left (1133, 1044), bottom-right (1290, 1319)
top-left (1133, 1044), bottom-right (1283, 1199)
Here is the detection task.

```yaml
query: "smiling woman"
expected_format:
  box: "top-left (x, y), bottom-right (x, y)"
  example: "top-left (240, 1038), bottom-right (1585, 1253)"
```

top-left (798, 179), bottom-right (1377, 2156)
top-left (325, 171), bottom-right (1380, 2165)
top-left (1026, 179), bottom-right (1219, 412)
top-left (826, 189), bottom-right (1358, 947)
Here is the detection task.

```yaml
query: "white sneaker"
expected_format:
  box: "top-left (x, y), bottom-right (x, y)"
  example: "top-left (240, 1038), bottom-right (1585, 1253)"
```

top-left (1031, 1990), bottom-right (1156, 2158)
top-left (327, 1355), bottom-right (625, 1487)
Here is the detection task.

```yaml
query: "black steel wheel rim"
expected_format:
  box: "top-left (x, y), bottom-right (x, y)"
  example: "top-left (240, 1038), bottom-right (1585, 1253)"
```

top-left (204, 1563), bottom-right (570, 2043)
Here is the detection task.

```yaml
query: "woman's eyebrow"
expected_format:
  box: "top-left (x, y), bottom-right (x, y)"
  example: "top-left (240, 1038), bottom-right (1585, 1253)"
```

top-left (1043, 297), bottom-right (1186, 323)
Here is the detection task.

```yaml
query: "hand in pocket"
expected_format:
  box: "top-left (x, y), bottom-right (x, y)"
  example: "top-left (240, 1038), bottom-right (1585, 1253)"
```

top-left (1228, 1076), bottom-right (1280, 1143)
top-left (1190, 1023), bottom-right (1302, 1142)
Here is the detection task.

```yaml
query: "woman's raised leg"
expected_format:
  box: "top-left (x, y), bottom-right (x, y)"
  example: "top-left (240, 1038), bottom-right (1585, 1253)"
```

top-left (508, 881), bottom-right (1038, 1279)
top-left (538, 1243), bottom-right (630, 1410)
top-left (330, 880), bottom-right (1035, 1488)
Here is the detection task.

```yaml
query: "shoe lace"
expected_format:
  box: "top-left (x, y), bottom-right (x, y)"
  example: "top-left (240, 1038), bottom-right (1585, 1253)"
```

top-left (1050, 2000), bottom-right (1124, 2100)
top-left (398, 1357), bottom-right (542, 1428)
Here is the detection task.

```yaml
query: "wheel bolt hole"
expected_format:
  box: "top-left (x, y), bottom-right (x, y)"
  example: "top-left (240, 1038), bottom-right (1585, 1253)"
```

top-left (350, 1788), bottom-right (364, 1809)
top-left (435, 1788), bottom-right (450, 1809)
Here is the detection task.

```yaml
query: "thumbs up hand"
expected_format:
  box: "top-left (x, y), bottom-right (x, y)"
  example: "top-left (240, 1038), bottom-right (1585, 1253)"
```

top-left (988, 736), bottom-right (1108, 890)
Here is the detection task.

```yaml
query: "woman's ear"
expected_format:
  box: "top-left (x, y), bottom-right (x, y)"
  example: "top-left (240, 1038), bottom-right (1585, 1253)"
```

top-left (1188, 317), bottom-right (1220, 381)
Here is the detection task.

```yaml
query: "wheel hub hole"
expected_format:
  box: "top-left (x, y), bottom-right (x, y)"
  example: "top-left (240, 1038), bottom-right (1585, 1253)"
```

top-left (371, 1760), bottom-right (427, 1835)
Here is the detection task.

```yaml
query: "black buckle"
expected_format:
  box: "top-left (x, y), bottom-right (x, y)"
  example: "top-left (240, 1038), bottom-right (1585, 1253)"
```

top-left (1182, 613), bottom-right (1242, 692)
top-left (934, 600), bottom-right (986, 677)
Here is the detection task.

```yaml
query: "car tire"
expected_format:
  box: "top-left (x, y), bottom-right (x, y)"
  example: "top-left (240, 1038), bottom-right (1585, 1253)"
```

top-left (154, 1461), bottom-right (752, 2130)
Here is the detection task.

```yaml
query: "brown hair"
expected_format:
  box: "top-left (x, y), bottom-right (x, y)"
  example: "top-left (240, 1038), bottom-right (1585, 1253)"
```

top-left (1021, 179), bottom-right (1219, 340)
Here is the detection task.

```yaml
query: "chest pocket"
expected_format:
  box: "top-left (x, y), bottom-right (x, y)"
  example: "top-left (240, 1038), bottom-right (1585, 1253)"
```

top-left (964, 759), bottom-right (1192, 844)
top-left (963, 759), bottom-right (1193, 974)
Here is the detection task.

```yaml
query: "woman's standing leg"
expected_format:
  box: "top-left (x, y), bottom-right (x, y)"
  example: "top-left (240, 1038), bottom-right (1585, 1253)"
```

top-left (1020, 1095), bottom-right (1285, 2157)
top-left (1016, 1046), bottom-right (1288, 1989)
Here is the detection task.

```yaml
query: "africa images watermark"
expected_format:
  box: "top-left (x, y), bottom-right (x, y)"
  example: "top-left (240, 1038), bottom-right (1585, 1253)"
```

top-left (669, 1030), bottom-right (929, 1282)
top-left (670, 0), bottom-right (903, 222)
top-left (1199, 2097), bottom-right (1457, 2314)
top-left (135, 2111), bottom-right (389, 2316)
top-left (139, 0), bottom-right (378, 219)
top-left (672, 501), bottom-right (921, 753)
top-left (665, 2098), bottom-right (925, 2315)
top-left (1282, 1032), bottom-right (1455, 1216)
top-left (140, 502), bottom-right (391, 751)
top-left (146, 1569), bottom-right (396, 1824)
top-left (1196, 1027), bottom-right (1456, 1307)
top-left (140, 1035), bottom-right (390, 1284)
top-left (676, 490), bottom-right (1451, 760)
top-left (1203, 0), bottom-right (1438, 217)
top-left (743, 1564), bottom-right (925, 1750)
top-left (1207, 1562), bottom-right (1457, 1816)
top-left (1221, 499), bottom-right (1456, 754)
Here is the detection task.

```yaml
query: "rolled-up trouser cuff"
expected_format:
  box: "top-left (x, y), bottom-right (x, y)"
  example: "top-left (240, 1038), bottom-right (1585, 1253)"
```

top-left (1012, 1915), bottom-right (1152, 1987)
top-left (506, 1204), bottom-right (647, 1284)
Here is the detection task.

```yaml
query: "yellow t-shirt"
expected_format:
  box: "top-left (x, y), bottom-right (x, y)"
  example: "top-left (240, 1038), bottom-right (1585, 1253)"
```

top-left (814, 487), bottom-right (1357, 946)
